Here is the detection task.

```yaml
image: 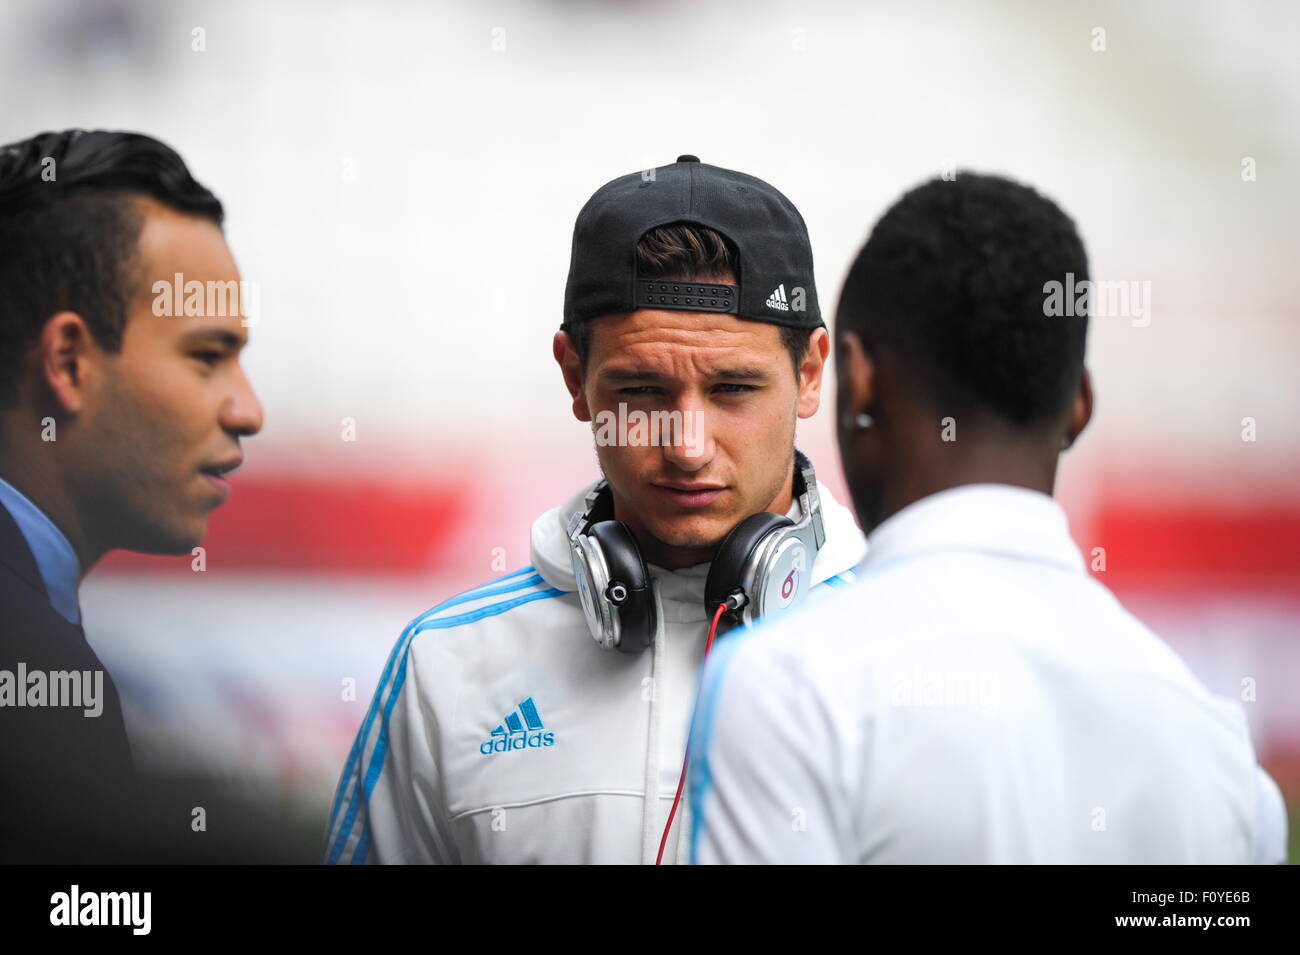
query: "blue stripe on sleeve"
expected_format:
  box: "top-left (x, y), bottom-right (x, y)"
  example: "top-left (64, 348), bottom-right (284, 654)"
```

top-left (322, 566), bottom-right (539, 858)
top-left (327, 585), bottom-right (563, 864)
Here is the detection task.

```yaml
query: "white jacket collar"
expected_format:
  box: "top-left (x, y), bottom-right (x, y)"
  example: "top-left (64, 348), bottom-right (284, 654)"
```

top-left (862, 483), bottom-right (1085, 576)
top-left (530, 467), bottom-right (867, 619)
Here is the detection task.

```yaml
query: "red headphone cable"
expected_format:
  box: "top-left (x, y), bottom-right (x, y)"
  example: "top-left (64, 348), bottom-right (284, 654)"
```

top-left (655, 598), bottom-right (734, 865)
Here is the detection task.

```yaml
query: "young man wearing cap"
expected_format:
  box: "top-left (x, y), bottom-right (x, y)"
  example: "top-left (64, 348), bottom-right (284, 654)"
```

top-left (687, 173), bottom-right (1288, 864)
top-left (325, 155), bottom-right (868, 864)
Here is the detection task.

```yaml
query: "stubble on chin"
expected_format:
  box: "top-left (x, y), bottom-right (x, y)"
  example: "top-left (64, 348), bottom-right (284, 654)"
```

top-left (636, 509), bottom-right (732, 559)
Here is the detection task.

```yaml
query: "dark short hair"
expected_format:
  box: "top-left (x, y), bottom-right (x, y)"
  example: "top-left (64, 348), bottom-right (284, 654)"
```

top-left (0, 129), bottom-right (224, 405)
top-left (838, 172), bottom-right (1089, 428)
top-left (571, 222), bottom-right (812, 380)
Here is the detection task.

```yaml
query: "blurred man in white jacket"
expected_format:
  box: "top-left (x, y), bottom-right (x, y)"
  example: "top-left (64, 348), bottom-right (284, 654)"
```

top-left (689, 172), bottom-right (1288, 865)
top-left (324, 156), bottom-right (867, 864)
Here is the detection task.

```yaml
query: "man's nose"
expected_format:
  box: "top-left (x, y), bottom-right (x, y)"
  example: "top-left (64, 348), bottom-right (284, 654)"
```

top-left (657, 396), bottom-right (713, 470)
top-left (221, 365), bottom-right (264, 437)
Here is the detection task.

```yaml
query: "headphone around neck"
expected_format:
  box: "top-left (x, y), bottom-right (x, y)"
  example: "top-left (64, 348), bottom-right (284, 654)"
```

top-left (567, 449), bottom-right (827, 651)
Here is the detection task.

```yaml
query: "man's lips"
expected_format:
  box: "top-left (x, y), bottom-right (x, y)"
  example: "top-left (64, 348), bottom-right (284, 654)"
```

top-left (201, 472), bottom-right (231, 499)
top-left (652, 483), bottom-right (727, 507)
top-left (200, 456), bottom-right (243, 478)
top-left (199, 457), bottom-right (243, 500)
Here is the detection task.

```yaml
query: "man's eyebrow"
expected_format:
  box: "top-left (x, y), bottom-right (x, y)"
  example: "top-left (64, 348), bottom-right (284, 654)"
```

top-left (180, 327), bottom-right (247, 349)
top-left (600, 367), bottom-right (771, 382)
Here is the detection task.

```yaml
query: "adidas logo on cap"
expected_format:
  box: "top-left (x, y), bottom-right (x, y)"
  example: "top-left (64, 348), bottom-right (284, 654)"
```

top-left (479, 696), bottom-right (556, 755)
top-left (766, 283), bottom-right (790, 312)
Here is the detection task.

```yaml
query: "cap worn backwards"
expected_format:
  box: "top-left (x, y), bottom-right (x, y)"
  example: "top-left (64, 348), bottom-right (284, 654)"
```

top-left (562, 155), bottom-right (822, 332)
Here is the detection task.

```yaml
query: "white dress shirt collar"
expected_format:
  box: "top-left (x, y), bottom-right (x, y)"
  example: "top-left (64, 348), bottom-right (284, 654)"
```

top-left (860, 482), bottom-right (1085, 577)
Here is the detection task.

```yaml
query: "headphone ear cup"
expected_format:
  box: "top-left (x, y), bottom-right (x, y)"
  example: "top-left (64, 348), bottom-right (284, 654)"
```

top-left (587, 521), bottom-right (655, 652)
top-left (705, 511), bottom-right (794, 621)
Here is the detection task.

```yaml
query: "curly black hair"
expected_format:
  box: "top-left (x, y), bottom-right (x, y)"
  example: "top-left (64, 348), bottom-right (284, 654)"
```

top-left (838, 172), bottom-right (1089, 428)
top-left (0, 130), bottom-right (224, 405)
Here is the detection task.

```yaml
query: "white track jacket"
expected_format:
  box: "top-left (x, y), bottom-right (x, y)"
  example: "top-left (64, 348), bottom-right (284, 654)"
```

top-left (324, 472), bottom-right (868, 864)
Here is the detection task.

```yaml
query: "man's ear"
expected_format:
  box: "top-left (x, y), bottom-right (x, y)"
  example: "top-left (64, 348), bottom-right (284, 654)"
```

top-left (1063, 367), bottom-right (1094, 450)
top-left (795, 327), bottom-right (830, 419)
top-left (39, 311), bottom-right (98, 416)
top-left (835, 328), bottom-right (875, 435)
top-left (552, 329), bottom-right (592, 423)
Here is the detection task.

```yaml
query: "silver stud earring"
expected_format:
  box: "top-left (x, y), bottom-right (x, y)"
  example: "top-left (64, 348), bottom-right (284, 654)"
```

top-left (855, 413), bottom-right (874, 430)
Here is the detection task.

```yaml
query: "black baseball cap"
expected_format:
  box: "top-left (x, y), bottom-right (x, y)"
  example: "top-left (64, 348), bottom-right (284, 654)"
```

top-left (562, 155), bottom-right (822, 331)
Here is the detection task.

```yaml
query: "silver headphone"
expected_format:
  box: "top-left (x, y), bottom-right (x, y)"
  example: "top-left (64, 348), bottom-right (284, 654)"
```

top-left (566, 450), bottom-right (827, 650)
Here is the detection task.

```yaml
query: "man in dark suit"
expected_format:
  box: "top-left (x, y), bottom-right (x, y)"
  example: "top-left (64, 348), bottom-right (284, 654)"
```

top-left (0, 129), bottom-right (264, 861)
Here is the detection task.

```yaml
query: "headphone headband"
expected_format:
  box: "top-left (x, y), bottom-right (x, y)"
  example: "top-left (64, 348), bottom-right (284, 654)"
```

top-left (791, 448), bottom-right (827, 553)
